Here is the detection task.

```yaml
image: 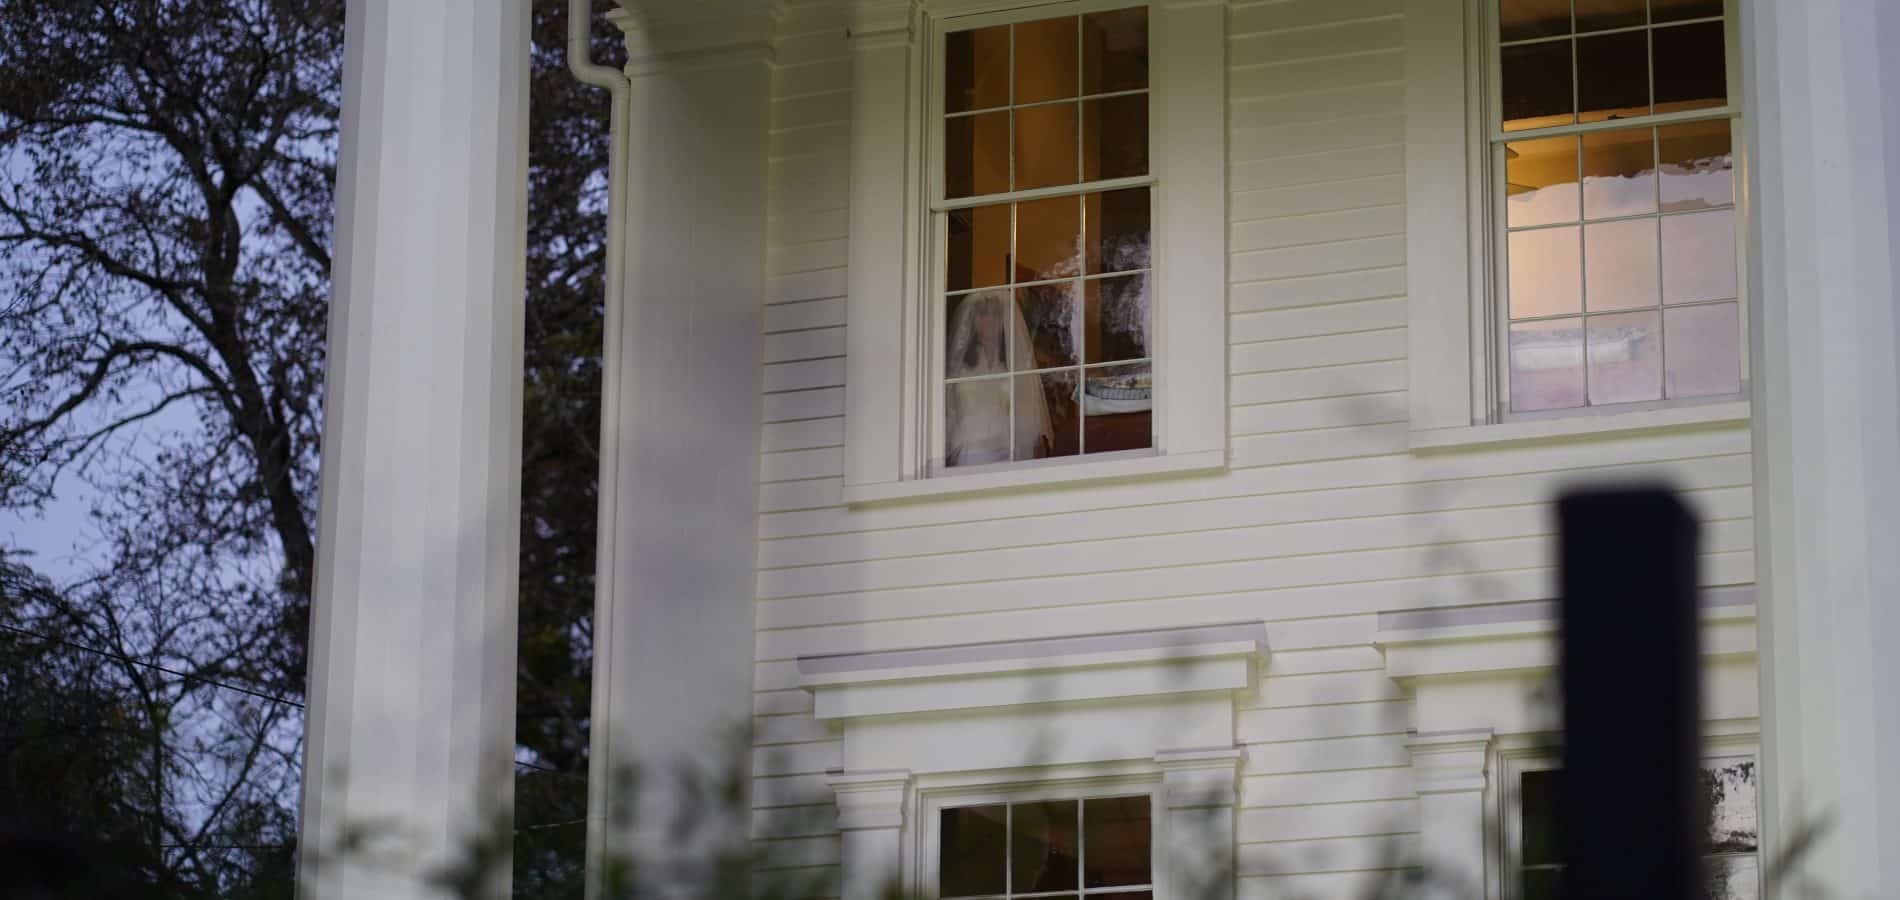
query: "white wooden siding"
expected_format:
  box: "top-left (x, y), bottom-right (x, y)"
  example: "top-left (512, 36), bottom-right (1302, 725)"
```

top-left (746, 0), bottom-right (1755, 896)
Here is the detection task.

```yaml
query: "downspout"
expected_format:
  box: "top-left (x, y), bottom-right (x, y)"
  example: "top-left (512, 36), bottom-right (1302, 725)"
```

top-left (565, 3), bottom-right (629, 898)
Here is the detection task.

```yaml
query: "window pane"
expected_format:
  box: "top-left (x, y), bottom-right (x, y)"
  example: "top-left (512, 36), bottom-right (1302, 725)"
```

top-left (945, 25), bottom-right (1010, 113)
top-left (1084, 363), bottom-right (1152, 452)
top-left (1016, 370), bottom-right (1080, 460)
top-left (1086, 274), bottom-right (1150, 364)
top-left (1659, 119), bottom-right (1734, 210)
top-left (1011, 800), bottom-right (1079, 892)
top-left (1521, 770), bottom-right (1562, 867)
top-left (1083, 7), bottom-right (1148, 94)
top-left (1582, 127), bottom-right (1657, 219)
top-left (1654, 0), bottom-right (1723, 22)
top-left (1014, 281), bottom-right (1080, 371)
top-left (1511, 319), bottom-right (1586, 411)
top-left (940, 805), bottom-right (1009, 894)
top-left (1499, 0), bottom-right (1571, 42)
top-left (1509, 225), bottom-right (1583, 318)
top-left (946, 111), bottom-right (1010, 199)
top-left (1086, 187), bottom-right (1151, 273)
top-left (1083, 94), bottom-right (1149, 181)
top-left (1704, 855), bottom-right (1760, 900)
top-left (946, 290), bottom-right (1010, 378)
top-left (1584, 217), bottom-right (1660, 311)
top-left (1654, 21), bottom-right (1727, 113)
top-left (1507, 136), bottom-right (1581, 228)
top-left (1665, 302), bottom-right (1741, 398)
top-left (1502, 39), bottom-right (1575, 131)
top-left (947, 203), bottom-right (1012, 293)
top-left (1702, 759), bottom-right (1760, 853)
top-left (1577, 30), bottom-right (1650, 122)
top-left (1014, 16), bottom-right (1079, 105)
top-left (946, 375), bottom-right (1018, 467)
top-left (1575, 0), bottom-right (1645, 32)
top-left (1014, 102), bottom-right (1079, 189)
top-left (1084, 795), bottom-right (1152, 887)
top-left (1662, 209), bottom-right (1737, 303)
top-left (1587, 310), bottom-right (1663, 404)
top-left (1016, 194), bottom-right (1083, 283)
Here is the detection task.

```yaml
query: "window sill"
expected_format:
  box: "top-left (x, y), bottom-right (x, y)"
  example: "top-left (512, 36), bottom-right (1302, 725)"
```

top-left (841, 448), bottom-right (1227, 505)
top-left (1408, 400), bottom-right (1751, 453)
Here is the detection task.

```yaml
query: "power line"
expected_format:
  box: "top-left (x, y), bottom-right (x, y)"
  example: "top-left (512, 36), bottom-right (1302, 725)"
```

top-left (0, 621), bottom-right (304, 709)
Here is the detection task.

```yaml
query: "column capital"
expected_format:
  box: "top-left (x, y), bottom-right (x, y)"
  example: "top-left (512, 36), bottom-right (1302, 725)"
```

top-left (1406, 728), bottom-right (1493, 795)
top-left (609, 0), bottom-right (783, 75)
top-left (1155, 747), bottom-right (1243, 809)
top-left (828, 769), bottom-right (912, 831)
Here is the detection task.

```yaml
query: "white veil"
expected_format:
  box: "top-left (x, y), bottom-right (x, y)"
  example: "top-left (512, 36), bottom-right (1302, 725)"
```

top-left (944, 290), bottom-right (1055, 465)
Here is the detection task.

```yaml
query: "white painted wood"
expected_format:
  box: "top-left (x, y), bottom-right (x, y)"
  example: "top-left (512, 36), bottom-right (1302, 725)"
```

top-left (830, 771), bottom-right (912, 900)
top-left (590, 0), bottom-right (775, 886)
top-left (1407, 730), bottom-right (1491, 898)
top-left (300, 3), bottom-right (529, 897)
top-left (1158, 749), bottom-right (1243, 900)
top-left (1743, 0), bottom-right (1900, 894)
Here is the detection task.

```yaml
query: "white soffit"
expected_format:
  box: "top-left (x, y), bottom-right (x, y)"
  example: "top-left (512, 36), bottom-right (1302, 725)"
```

top-left (798, 622), bottom-right (1268, 720)
top-left (1374, 586), bottom-right (1759, 681)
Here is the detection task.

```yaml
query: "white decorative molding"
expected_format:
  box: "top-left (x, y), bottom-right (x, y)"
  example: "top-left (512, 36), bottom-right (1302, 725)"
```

top-left (830, 769), bottom-right (914, 831)
top-left (1406, 729), bottom-right (1493, 795)
top-left (799, 623), bottom-right (1266, 719)
top-left (1154, 747), bottom-right (1244, 808)
top-left (609, 0), bottom-right (782, 74)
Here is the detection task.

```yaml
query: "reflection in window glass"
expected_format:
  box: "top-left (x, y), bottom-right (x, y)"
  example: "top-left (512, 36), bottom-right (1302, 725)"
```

top-left (1581, 128), bottom-right (1657, 220)
top-left (1508, 226), bottom-right (1582, 319)
top-left (1659, 119), bottom-right (1734, 211)
top-left (1510, 319), bottom-right (1587, 412)
top-left (1499, 0), bottom-right (1569, 42)
top-left (1654, 22), bottom-right (1728, 113)
top-left (1587, 310), bottom-right (1663, 405)
top-left (940, 9), bottom-right (1152, 470)
top-left (1584, 218), bottom-right (1660, 312)
top-left (1574, 0), bottom-right (1645, 33)
top-left (1502, 39), bottom-right (1575, 132)
top-left (1666, 302), bottom-right (1742, 398)
top-left (1576, 30), bottom-right (1651, 123)
top-left (939, 796), bottom-right (1152, 900)
top-left (1507, 136), bottom-right (1581, 228)
top-left (1662, 209), bottom-right (1737, 304)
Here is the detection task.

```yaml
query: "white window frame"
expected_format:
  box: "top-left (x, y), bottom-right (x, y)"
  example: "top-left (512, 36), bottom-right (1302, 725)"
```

top-left (915, 777), bottom-right (1167, 900)
top-left (1402, 0), bottom-right (1754, 451)
top-left (841, 0), bottom-right (1227, 504)
top-left (1493, 737), bottom-right (1761, 900)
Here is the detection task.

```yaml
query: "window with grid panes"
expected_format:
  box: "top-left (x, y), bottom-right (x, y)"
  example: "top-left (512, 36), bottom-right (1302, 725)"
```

top-left (1514, 758), bottom-right (1760, 900)
top-left (1494, 0), bottom-right (1743, 414)
top-left (937, 6), bottom-right (1153, 470)
top-left (938, 795), bottom-right (1153, 900)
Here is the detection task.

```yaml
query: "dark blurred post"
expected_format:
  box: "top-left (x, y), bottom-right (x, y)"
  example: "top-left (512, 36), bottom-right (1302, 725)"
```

top-left (1557, 486), bottom-right (1701, 900)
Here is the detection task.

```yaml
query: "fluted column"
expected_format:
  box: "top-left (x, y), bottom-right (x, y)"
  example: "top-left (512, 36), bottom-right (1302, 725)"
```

top-left (1406, 729), bottom-right (1492, 899)
top-left (299, 3), bottom-right (530, 898)
top-left (1156, 748), bottom-right (1242, 900)
top-left (830, 770), bottom-right (913, 900)
top-left (1744, 0), bottom-right (1900, 896)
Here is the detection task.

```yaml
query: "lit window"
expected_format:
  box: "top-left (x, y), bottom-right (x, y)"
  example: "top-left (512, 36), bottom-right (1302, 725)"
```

top-left (1514, 758), bottom-right (1760, 900)
top-left (1493, 0), bottom-right (1742, 414)
top-left (936, 8), bottom-right (1153, 470)
top-left (939, 795), bottom-right (1153, 900)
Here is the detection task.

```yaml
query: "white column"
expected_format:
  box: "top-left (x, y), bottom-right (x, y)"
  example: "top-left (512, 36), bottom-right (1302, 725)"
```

top-left (1744, 0), bottom-right (1900, 896)
top-left (585, 1), bottom-right (774, 890)
top-left (1156, 748), bottom-right (1242, 900)
top-left (830, 770), bottom-right (913, 900)
top-left (1406, 730), bottom-right (1493, 900)
top-left (300, 3), bottom-right (529, 898)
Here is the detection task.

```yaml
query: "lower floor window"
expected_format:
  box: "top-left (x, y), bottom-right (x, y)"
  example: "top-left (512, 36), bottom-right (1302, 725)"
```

top-left (939, 794), bottom-right (1153, 900)
top-left (1517, 757), bottom-right (1760, 900)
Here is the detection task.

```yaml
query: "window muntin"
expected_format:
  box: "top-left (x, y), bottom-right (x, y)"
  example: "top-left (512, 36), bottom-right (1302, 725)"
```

top-left (1492, 0), bottom-right (1741, 416)
top-left (939, 794), bottom-right (1153, 900)
top-left (937, 7), bottom-right (1154, 471)
top-left (1512, 757), bottom-right (1760, 900)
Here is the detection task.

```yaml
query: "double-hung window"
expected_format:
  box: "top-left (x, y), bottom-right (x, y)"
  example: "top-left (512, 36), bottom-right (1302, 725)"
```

top-left (934, 7), bottom-right (1155, 471)
top-left (839, 0), bottom-right (1227, 502)
top-left (936, 794), bottom-right (1155, 900)
top-left (1505, 755), bottom-right (1760, 900)
top-left (1492, 0), bottom-right (1742, 416)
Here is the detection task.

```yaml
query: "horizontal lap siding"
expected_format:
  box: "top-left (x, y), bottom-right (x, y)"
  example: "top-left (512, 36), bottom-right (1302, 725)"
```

top-left (745, 2), bottom-right (1755, 897)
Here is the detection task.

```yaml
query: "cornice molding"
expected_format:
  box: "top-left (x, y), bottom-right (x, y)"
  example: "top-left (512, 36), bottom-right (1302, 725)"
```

top-left (827, 769), bottom-right (913, 831)
top-left (610, 0), bottom-right (784, 74)
top-left (1155, 747), bottom-right (1243, 809)
top-left (1406, 728), bottom-right (1494, 795)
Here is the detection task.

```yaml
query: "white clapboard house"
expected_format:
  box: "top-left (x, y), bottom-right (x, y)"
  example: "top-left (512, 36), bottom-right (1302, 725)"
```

top-left (299, 1), bottom-right (1898, 898)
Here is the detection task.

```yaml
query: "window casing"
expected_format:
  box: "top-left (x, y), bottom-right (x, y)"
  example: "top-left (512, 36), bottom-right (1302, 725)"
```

top-left (1499, 752), bottom-right (1761, 900)
top-left (927, 786), bottom-right (1159, 900)
top-left (1487, 0), bottom-right (1746, 419)
top-left (840, 0), bottom-right (1227, 503)
top-left (930, 4), bottom-right (1157, 475)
